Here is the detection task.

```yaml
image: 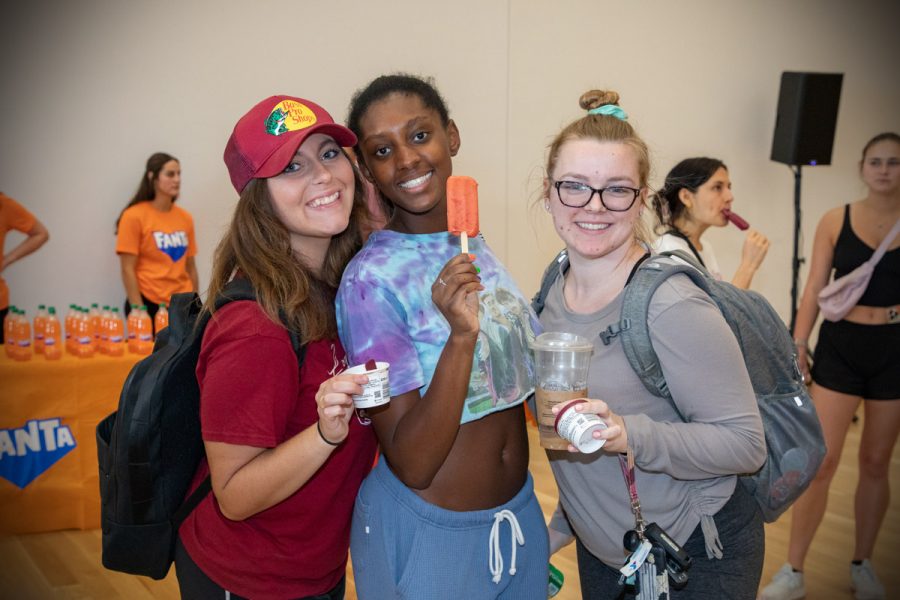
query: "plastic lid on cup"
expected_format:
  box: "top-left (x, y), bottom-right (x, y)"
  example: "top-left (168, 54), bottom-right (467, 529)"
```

top-left (529, 331), bottom-right (593, 352)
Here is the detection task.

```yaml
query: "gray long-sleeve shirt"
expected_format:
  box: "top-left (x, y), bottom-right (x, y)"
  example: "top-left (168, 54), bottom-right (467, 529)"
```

top-left (539, 270), bottom-right (766, 567)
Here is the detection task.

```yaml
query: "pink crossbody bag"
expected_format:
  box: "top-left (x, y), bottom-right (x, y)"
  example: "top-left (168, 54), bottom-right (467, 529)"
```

top-left (817, 217), bottom-right (900, 322)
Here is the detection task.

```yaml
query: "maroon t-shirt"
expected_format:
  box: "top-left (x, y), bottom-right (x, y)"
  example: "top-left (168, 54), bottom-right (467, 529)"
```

top-left (179, 301), bottom-right (377, 599)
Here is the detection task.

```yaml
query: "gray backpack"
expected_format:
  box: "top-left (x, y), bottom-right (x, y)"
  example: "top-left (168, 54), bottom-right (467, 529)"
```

top-left (532, 249), bottom-right (826, 523)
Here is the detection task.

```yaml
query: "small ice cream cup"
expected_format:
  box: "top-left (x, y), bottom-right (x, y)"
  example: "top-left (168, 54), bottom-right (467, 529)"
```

top-left (345, 361), bottom-right (391, 409)
top-left (554, 399), bottom-right (607, 453)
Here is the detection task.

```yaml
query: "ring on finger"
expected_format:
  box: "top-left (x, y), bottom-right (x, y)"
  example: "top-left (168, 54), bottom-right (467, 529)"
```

top-left (439, 277), bottom-right (447, 286)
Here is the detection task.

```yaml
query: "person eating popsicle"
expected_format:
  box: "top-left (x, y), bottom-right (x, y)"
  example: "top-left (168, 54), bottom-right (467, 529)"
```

top-left (652, 157), bottom-right (770, 289)
top-left (336, 73), bottom-right (549, 599)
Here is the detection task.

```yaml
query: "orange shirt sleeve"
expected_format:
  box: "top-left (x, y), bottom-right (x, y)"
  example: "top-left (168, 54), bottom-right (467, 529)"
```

top-left (2, 195), bottom-right (37, 234)
top-left (115, 206), bottom-right (142, 255)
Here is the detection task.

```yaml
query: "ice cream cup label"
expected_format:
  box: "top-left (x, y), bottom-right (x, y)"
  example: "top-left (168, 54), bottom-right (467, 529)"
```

top-left (554, 399), bottom-right (607, 453)
top-left (345, 361), bottom-right (391, 409)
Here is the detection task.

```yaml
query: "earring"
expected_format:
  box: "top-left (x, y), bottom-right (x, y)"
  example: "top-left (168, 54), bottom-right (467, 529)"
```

top-left (543, 200), bottom-right (551, 212)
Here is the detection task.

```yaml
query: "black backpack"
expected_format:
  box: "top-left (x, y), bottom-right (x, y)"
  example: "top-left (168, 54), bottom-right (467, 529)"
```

top-left (96, 278), bottom-right (305, 579)
top-left (532, 249), bottom-right (826, 523)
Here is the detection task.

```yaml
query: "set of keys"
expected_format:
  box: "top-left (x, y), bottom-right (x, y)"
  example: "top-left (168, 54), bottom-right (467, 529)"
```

top-left (617, 529), bottom-right (670, 599)
top-left (615, 454), bottom-right (691, 598)
top-left (617, 524), bottom-right (691, 599)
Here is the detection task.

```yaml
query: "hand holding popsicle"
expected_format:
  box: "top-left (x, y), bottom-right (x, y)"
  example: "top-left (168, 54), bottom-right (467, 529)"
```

top-left (447, 176), bottom-right (479, 254)
top-left (432, 253), bottom-right (483, 338)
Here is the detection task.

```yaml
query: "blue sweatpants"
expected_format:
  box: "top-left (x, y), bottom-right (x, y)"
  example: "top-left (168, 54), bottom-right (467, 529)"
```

top-left (350, 458), bottom-right (549, 600)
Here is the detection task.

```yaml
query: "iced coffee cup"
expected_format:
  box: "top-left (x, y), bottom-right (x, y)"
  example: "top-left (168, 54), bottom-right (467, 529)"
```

top-left (345, 361), bottom-right (391, 409)
top-left (529, 332), bottom-right (593, 450)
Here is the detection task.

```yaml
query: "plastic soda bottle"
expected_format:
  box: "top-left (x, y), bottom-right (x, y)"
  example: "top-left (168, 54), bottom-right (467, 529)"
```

top-left (14, 309), bottom-right (32, 361)
top-left (135, 305), bottom-right (153, 355)
top-left (108, 307), bottom-right (125, 356)
top-left (98, 305), bottom-right (110, 354)
top-left (4, 305), bottom-right (16, 358)
top-left (43, 307), bottom-right (62, 360)
top-left (154, 302), bottom-right (169, 338)
top-left (77, 308), bottom-right (95, 358)
top-left (34, 304), bottom-right (48, 354)
top-left (65, 304), bottom-right (78, 354)
top-left (127, 304), bottom-right (139, 353)
top-left (89, 303), bottom-right (101, 343)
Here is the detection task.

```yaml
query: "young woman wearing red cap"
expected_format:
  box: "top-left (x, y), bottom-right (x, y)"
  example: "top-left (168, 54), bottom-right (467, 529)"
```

top-left (174, 95), bottom-right (377, 600)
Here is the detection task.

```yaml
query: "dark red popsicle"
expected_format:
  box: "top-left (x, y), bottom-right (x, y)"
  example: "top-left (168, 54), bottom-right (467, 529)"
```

top-left (723, 209), bottom-right (749, 231)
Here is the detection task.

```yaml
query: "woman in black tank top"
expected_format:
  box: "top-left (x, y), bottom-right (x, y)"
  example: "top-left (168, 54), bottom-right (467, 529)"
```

top-left (759, 132), bottom-right (900, 600)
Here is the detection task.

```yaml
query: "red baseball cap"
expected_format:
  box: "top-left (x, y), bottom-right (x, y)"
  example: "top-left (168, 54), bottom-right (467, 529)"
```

top-left (223, 95), bottom-right (357, 193)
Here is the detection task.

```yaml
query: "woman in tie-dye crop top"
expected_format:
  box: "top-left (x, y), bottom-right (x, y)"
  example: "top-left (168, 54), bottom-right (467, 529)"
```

top-left (336, 74), bottom-right (549, 599)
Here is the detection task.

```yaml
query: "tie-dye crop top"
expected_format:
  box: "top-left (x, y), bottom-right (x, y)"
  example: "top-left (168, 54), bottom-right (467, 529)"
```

top-left (336, 230), bottom-right (539, 424)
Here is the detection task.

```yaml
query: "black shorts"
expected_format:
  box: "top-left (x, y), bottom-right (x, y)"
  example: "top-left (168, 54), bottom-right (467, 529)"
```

top-left (812, 320), bottom-right (900, 400)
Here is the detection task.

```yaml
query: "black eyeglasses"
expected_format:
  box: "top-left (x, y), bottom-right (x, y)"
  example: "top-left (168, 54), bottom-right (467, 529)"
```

top-left (552, 180), bottom-right (642, 211)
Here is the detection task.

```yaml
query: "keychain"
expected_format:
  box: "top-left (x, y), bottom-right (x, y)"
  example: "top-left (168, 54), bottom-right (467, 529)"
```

top-left (636, 546), bottom-right (670, 599)
top-left (617, 452), bottom-right (688, 598)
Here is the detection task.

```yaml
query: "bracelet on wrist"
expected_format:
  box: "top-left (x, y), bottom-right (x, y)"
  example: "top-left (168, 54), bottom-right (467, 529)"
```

top-left (793, 339), bottom-right (808, 348)
top-left (316, 421), bottom-right (342, 447)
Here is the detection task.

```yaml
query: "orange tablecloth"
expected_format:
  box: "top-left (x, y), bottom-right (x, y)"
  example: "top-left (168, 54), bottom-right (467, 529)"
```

top-left (0, 352), bottom-right (141, 534)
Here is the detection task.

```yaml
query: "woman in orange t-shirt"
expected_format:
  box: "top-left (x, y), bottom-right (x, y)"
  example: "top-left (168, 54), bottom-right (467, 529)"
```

top-left (115, 153), bottom-right (199, 328)
top-left (1, 192), bottom-right (50, 341)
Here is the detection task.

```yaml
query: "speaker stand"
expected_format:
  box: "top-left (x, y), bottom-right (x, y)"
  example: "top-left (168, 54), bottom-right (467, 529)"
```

top-left (790, 165), bottom-right (803, 334)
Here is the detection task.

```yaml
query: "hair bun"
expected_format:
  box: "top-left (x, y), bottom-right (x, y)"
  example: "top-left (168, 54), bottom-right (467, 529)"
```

top-left (579, 90), bottom-right (620, 111)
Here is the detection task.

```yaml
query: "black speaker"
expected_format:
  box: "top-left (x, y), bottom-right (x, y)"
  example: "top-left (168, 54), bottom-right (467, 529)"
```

top-left (770, 72), bottom-right (843, 166)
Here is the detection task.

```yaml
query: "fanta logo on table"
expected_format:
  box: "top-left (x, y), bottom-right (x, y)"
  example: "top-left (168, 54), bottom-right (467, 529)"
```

top-left (0, 418), bottom-right (76, 489)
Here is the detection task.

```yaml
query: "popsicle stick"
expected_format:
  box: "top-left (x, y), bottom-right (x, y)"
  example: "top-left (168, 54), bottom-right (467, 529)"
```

top-left (460, 231), bottom-right (468, 255)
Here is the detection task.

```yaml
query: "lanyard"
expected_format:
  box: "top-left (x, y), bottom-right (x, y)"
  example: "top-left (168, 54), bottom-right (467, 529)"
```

top-left (619, 452), bottom-right (646, 538)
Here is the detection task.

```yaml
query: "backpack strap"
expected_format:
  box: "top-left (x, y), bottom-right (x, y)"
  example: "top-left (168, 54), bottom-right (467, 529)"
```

top-left (531, 249), bottom-right (569, 315)
top-left (606, 251), bottom-right (715, 408)
top-left (215, 277), bottom-right (307, 367)
top-left (172, 475), bottom-right (212, 527)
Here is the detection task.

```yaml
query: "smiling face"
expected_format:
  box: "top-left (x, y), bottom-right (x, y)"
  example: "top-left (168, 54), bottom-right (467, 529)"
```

top-left (266, 133), bottom-right (355, 258)
top-left (152, 159), bottom-right (181, 200)
top-left (679, 166), bottom-right (733, 228)
top-left (861, 139), bottom-right (900, 196)
top-left (546, 139), bottom-right (645, 262)
top-left (356, 92), bottom-right (460, 233)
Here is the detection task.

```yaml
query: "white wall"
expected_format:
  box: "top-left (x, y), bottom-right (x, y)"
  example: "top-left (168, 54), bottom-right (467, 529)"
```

top-left (2, 0), bottom-right (898, 339)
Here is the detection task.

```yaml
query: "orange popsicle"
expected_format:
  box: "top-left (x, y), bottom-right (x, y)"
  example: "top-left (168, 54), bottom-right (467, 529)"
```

top-left (447, 175), bottom-right (479, 254)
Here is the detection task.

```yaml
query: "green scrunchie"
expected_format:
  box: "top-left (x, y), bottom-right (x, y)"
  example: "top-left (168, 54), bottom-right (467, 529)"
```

top-left (587, 104), bottom-right (628, 121)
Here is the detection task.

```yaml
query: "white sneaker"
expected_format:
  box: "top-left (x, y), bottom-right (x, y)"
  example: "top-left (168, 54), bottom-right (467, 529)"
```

top-left (758, 563), bottom-right (806, 600)
top-left (850, 559), bottom-right (885, 600)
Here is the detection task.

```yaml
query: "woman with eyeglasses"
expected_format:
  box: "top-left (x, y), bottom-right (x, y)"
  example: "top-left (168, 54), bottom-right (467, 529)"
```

top-left (652, 157), bottom-right (769, 289)
top-left (535, 90), bottom-right (766, 599)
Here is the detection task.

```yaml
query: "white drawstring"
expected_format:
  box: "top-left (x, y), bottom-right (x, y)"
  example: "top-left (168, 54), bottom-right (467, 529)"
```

top-left (488, 509), bottom-right (524, 584)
